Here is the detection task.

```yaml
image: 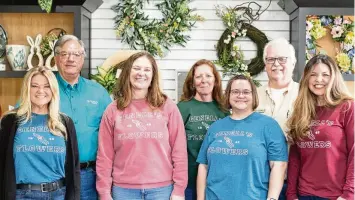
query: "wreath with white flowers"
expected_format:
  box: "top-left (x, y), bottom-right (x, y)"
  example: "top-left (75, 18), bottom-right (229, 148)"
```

top-left (306, 15), bottom-right (354, 74)
top-left (214, 4), bottom-right (269, 85)
top-left (112, 0), bottom-right (204, 57)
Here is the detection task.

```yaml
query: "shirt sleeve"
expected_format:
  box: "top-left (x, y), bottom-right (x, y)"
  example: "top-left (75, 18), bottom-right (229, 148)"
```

top-left (286, 144), bottom-right (300, 200)
top-left (341, 101), bottom-right (354, 199)
top-left (264, 120), bottom-right (288, 161)
top-left (167, 101), bottom-right (188, 197)
top-left (96, 105), bottom-right (115, 200)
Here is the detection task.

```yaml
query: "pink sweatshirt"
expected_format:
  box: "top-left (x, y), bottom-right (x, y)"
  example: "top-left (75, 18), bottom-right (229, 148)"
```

top-left (96, 98), bottom-right (187, 199)
top-left (287, 101), bottom-right (354, 200)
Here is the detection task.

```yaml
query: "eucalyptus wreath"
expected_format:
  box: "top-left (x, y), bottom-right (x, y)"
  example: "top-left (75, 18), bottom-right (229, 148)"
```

top-left (214, 2), bottom-right (269, 82)
top-left (112, 0), bottom-right (204, 57)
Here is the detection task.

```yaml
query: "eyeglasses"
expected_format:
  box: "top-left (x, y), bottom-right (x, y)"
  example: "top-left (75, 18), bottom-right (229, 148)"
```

top-left (230, 90), bottom-right (252, 96)
top-left (56, 51), bottom-right (84, 60)
top-left (265, 57), bottom-right (288, 64)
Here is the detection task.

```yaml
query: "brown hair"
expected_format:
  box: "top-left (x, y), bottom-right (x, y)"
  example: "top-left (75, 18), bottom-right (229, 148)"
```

top-left (113, 52), bottom-right (167, 110)
top-left (180, 59), bottom-right (225, 109)
top-left (287, 54), bottom-right (353, 143)
top-left (224, 75), bottom-right (259, 110)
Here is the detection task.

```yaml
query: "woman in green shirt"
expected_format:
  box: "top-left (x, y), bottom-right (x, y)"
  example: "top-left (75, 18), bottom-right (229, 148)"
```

top-left (177, 59), bottom-right (229, 200)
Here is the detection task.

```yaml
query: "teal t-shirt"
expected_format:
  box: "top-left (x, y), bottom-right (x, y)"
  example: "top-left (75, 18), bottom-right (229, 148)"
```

top-left (56, 73), bottom-right (111, 162)
top-left (177, 97), bottom-right (229, 187)
top-left (197, 112), bottom-right (288, 200)
top-left (14, 113), bottom-right (66, 184)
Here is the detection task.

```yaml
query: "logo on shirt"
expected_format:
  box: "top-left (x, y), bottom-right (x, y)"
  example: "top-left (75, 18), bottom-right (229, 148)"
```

top-left (87, 100), bottom-right (98, 105)
top-left (33, 133), bottom-right (49, 145)
top-left (296, 120), bottom-right (333, 149)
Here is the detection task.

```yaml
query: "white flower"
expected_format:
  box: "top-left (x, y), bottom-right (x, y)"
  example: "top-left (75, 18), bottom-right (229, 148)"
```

top-left (176, 17), bottom-right (181, 22)
top-left (241, 64), bottom-right (248, 71)
top-left (231, 51), bottom-right (236, 56)
top-left (224, 39), bottom-right (230, 44)
top-left (227, 22), bottom-right (231, 27)
top-left (343, 43), bottom-right (353, 51)
top-left (331, 26), bottom-right (344, 38)
top-left (306, 21), bottom-right (313, 31)
top-left (242, 29), bottom-right (247, 35)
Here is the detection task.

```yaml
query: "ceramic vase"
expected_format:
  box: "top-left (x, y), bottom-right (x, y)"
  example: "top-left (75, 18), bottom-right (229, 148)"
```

top-left (6, 45), bottom-right (30, 71)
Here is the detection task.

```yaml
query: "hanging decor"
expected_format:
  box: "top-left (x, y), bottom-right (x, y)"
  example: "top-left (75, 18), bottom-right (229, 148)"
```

top-left (214, 2), bottom-right (270, 85)
top-left (38, 0), bottom-right (53, 13)
top-left (112, 0), bottom-right (204, 57)
top-left (306, 15), bottom-right (354, 74)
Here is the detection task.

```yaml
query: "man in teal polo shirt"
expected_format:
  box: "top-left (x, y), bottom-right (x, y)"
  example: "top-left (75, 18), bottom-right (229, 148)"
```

top-left (54, 35), bottom-right (111, 199)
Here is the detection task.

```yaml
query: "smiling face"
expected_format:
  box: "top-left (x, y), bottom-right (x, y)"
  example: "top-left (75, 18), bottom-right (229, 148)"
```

top-left (129, 56), bottom-right (153, 93)
top-left (55, 40), bottom-right (84, 82)
top-left (308, 63), bottom-right (331, 97)
top-left (30, 74), bottom-right (53, 109)
top-left (194, 64), bottom-right (215, 99)
top-left (229, 79), bottom-right (253, 112)
top-left (265, 44), bottom-right (295, 83)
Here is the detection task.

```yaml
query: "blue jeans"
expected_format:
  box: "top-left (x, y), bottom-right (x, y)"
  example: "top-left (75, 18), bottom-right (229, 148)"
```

top-left (185, 186), bottom-right (197, 200)
top-left (80, 167), bottom-right (98, 200)
top-left (279, 182), bottom-right (287, 200)
top-left (16, 187), bottom-right (66, 199)
top-left (299, 196), bottom-right (329, 200)
top-left (112, 184), bottom-right (173, 200)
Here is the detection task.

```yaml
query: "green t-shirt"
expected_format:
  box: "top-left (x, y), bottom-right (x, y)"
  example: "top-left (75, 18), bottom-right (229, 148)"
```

top-left (177, 97), bottom-right (229, 187)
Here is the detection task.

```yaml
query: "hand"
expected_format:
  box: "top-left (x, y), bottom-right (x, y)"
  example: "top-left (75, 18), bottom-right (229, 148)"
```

top-left (170, 195), bottom-right (185, 200)
top-left (336, 197), bottom-right (346, 200)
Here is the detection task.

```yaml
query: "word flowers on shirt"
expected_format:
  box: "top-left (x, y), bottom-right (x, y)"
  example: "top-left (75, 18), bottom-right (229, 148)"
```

top-left (296, 120), bottom-right (333, 149)
top-left (207, 130), bottom-right (252, 156)
top-left (115, 111), bottom-right (165, 141)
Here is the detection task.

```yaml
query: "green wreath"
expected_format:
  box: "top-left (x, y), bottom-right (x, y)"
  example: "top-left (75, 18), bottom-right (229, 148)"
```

top-left (214, 5), bottom-right (268, 83)
top-left (112, 0), bottom-right (204, 57)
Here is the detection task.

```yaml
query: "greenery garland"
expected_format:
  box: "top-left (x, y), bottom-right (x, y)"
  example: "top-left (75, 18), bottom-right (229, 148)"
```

top-left (112, 0), bottom-right (204, 57)
top-left (214, 4), bottom-right (268, 85)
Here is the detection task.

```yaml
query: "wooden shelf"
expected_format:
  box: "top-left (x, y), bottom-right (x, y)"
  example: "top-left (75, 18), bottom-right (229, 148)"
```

top-left (0, 71), bottom-right (26, 78)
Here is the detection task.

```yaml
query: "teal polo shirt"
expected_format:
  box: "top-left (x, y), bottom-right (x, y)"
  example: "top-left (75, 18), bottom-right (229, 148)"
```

top-left (55, 73), bottom-right (112, 162)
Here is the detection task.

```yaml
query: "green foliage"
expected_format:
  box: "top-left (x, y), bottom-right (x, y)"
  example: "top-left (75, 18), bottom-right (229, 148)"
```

top-left (38, 0), bottom-right (52, 13)
top-left (214, 5), bottom-right (268, 86)
top-left (112, 0), bottom-right (204, 57)
top-left (91, 66), bottom-right (117, 94)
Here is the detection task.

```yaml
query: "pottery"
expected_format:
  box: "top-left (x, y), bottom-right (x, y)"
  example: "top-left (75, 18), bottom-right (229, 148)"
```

top-left (6, 45), bottom-right (30, 71)
top-left (0, 24), bottom-right (7, 59)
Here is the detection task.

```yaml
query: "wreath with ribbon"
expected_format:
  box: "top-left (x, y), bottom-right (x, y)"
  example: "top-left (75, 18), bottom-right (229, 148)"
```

top-left (112, 0), bottom-right (204, 57)
top-left (214, 3), bottom-right (269, 84)
top-left (306, 15), bottom-right (354, 74)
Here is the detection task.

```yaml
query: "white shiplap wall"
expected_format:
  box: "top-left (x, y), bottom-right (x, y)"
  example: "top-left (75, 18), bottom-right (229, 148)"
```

top-left (91, 0), bottom-right (290, 101)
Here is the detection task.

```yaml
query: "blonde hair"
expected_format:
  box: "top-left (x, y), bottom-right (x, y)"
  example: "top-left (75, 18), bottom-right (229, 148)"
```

top-left (16, 66), bottom-right (67, 139)
top-left (180, 59), bottom-right (226, 111)
top-left (113, 51), bottom-right (167, 110)
top-left (287, 54), bottom-right (352, 142)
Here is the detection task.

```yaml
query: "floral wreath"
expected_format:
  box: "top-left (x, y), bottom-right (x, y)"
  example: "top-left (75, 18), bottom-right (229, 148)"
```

top-left (306, 15), bottom-right (354, 74)
top-left (214, 4), bottom-right (269, 86)
top-left (112, 0), bottom-right (204, 57)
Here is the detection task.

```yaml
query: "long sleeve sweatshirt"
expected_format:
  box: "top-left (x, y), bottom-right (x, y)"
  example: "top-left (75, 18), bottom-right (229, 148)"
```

top-left (287, 101), bottom-right (354, 200)
top-left (96, 98), bottom-right (188, 200)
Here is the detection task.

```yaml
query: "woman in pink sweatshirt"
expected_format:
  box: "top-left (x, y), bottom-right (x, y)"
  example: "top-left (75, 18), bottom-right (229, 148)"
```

top-left (286, 54), bottom-right (354, 200)
top-left (96, 52), bottom-right (188, 200)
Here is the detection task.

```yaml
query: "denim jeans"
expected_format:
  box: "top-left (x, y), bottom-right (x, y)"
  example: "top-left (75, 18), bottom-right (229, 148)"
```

top-left (16, 187), bottom-right (66, 200)
top-left (299, 196), bottom-right (329, 200)
top-left (279, 182), bottom-right (287, 200)
top-left (112, 184), bottom-right (173, 200)
top-left (80, 167), bottom-right (98, 200)
top-left (185, 186), bottom-right (197, 200)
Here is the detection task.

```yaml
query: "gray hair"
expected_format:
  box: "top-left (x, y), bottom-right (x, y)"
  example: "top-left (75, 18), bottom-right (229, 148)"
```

top-left (263, 38), bottom-right (297, 65)
top-left (54, 35), bottom-right (86, 57)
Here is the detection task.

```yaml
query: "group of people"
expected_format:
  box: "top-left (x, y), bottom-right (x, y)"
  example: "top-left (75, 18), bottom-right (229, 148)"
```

top-left (0, 35), bottom-right (353, 200)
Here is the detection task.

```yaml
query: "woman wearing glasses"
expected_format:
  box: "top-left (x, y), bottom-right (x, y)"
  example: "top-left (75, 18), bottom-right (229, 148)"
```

top-left (196, 75), bottom-right (288, 200)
